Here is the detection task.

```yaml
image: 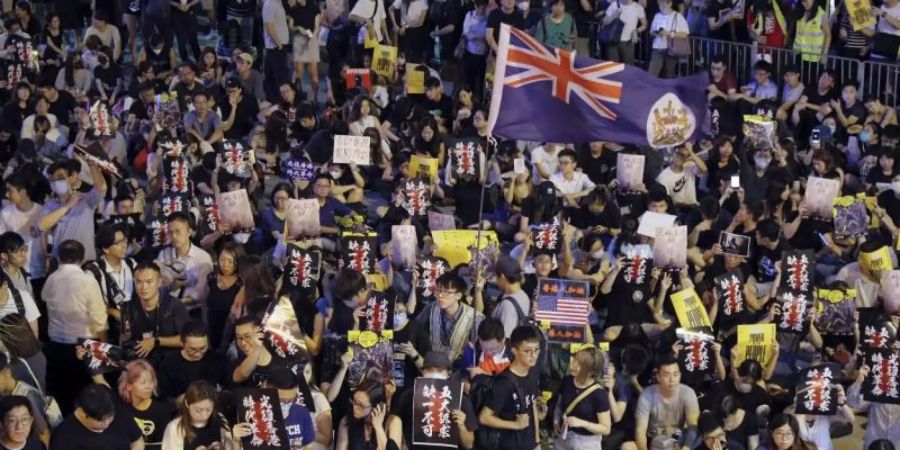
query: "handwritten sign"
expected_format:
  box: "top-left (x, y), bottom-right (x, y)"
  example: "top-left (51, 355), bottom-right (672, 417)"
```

top-left (392, 225), bottom-right (417, 269)
top-left (848, 0), bottom-right (876, 31)
top-left (670, 287), bottom-right (712, 329)
top-left (736, 324), bottom-right (776, 368)
top-left (217, 189), bottom-right (255, 231)
top-left (616, 153), bottom-right (645, 191)
top-left (333, 135), bottom-right (371, 165)
top-left (804, 177), bottom-right (841, 221)
top-left (432, 230), bottom-right (498, 268)
top-left (428, 211), bottom-right (456, 231)
top-left (514, 157), bottom-right (527, 174)
top-left (409, 155), bottom-right (439, 180)
top-left (637, 211), bottom-right (676, 238)
top-left (653, 225), bottom-right (687, 269)
top-left (286, 199), bottom-right (320, 238)
top-left (371, 44), bottom-right (398, 78)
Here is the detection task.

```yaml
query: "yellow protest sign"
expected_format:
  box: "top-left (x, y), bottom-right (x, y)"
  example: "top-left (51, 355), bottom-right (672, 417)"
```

top-left (432, 230), bottom-right (499, 268)
top-left (406, 64), bottom-right (425, 94)
top-left (736, 324), bottom-right (776, 367)
top-left (670, 288), bottom-right (712, 329)
top-left (861, 246), bottom-right (895, 280)
top-left (570, 342), bottom-right (610, 354)
top-left (366, 274), bottom-right (388, 291)
top-left (363, 24), bottom-right (379, 49)
top-left (409, 155), bottom-right (439, 180)
top-left (371, 45), bottom-right (398, 79)
top-left (847, 0), bottom-right (876, 32)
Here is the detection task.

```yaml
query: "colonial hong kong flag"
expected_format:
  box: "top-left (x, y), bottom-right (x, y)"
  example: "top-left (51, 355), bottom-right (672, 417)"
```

top-left (488, 24), bottom-right (708, 148)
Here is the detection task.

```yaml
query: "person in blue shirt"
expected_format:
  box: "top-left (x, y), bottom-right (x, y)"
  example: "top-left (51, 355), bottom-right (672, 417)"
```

top-left (267, 366), bottom-right (316, 449)
top-left (313, 173), bottom-right (353, 252)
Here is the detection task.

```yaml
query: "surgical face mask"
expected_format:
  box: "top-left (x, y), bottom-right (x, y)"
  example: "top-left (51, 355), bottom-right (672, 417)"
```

top-left (234, 232), bottom-right (250, 244)
top-left (329, 170), bottom-right (342, 180)
top-left (393, 313), bottom-right (408, 329)
top-left (426, 372), bottom-right (449, 380)
top-left (859, 131), bottom-right (871, 143)
top-left (591, 249), bottom-right (604, 260)
top-left (827, 124), bottom-right (836, 134)
top-left (50, 179), bottom-right (69, 196)
top-left (517, 1), bottom-right (528, 11)
top-left (754, 156), bottom-right (771, 170)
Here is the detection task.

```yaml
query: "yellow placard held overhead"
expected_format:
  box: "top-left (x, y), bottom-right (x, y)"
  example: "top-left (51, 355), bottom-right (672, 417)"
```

top-left (371, 45), bottom-right (398, 78)
top-left (670, 288), bottom-right (712, 329)
top-left (432, 230), bottom-right (499, 268)
top-left (409, 155), bottom-right (439, 180)
top-left (847, 0), bottom-right (876, 31)
top-left (363, 24), bottom-right (379, 49)
top-left (860, 245), bottom-right (895, 280)
top-left (736, 324), bottom-right (776, 367)
top-left (406, 64), bottom-right (425, 94)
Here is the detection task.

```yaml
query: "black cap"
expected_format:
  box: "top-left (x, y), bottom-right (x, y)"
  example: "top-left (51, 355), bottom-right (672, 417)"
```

top-left (422, 351), bottom-right (450, 370)
top-left (225, 77), bottom-right (243, 90)
top-left (494, 255), bottom-right (522, 280)
top-left (269, 366), bottom-right (299, 390)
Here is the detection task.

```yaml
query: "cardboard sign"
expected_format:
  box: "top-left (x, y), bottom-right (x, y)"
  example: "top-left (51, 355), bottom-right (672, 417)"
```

top-left (514, 158), bottom-right (527, 174)
top-left (236, 388), bottom-right (290, 450)
top-left (653, 225), bottom-right (687, 269)
top-left (262, 296), bottom-right (307, 362)
top-left (847, 0), bottom-right (876, 31)
top-left (736, 324), bottom-right (776, 368)
top-left (775, 290), bottom-right (812, 334)
top-left (714, 269), bottom-right (746, 319)
top-left (79, 339), bottom-right (127, 375)
top-left (162, 154), bottom-right (191, 194)
top-left (340, 232), bottom-right (378, 273)
top-left (198, 193), bottom-right (220, 233)
top-left (391, 225), bottom-right (417, 269)
top-left (221, 140), bottom-right (254, 177)
top-left (427, 211), bottom-right (456, 231)
top-left (796, 364), bottom-right (840, 415)
top-left (670, 288), bottom-right (712, 330)
top-left (347, 330), bottom-right (394, 389)
top-left (409, 155), bottom-right (439, 180)
top-left (616, 153), bottom-right (645, 191)
top-left (284, 244), bottom-right (321, 293)
top-left (718, 232), bottom-right (751, 257)
top-left (536, 279), bottom-right (590, 336)
top-left (402, 180), bottom-right (432, 217)
top-left (412, 378), bottom-right (463, 448)
top-left (863, 349), bottom-right (900, 404)
top-left (432, 230), bottom-right (499, 268)
top-left (145, 217), bottom-right (171, 250)
top-left (416, 257), bottom-right (450, 298)
top-left (546, 324), bottom-right (587, 344)
top-left (360, 290), bottom-right (394, 333)
top-left (637, 211), bottom-right (676, 238)
top-left (860, 245), bottom-right (895, 281)
top-left (860, 307), bottom-right (896, 350)
top-left (74, 142), bottom-right (121, 178)
top-left (804, 177), bottom-right (841, 221)
top-left (814, 288), bottom-right (856, 335)
top-left (780, 250), bottom-right (815, 294)
top-left (833, 195), bottom-right (870, 237)
top-left (531, 217), bottom-right (561, 253)
top-left (281, 156), bottom-right (317, 182)
top-left (676, 328), bottom-right (715, 376)
top-left (406, 63), bottom-right (426, 94)
top-left (159, 192), bottom-right (192, 217)
top-left (345, 68), bottom-right (372, 90)
top-left (882, 270), bottom-right (900, 315)
top-left (450, 138), bottom-right (481, 182)
top-left (286, 199), bottom-right (321, 238)
top-left (371, 44), bottom-right (398, 78)
top-left (333, 135), bottom-right (372, 165)
top-left (217, 189), bottom-right (255, 232)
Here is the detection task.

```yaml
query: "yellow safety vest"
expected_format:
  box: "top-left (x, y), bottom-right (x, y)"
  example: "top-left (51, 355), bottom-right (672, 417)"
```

top-left (793, 8), bottom-right (826, 62)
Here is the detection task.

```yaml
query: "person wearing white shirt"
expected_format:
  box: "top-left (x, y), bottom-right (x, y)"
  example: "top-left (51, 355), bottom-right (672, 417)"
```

top-left (0, 173), bottom-right (45, 281)
top-left (550, 148), bottom-right (596, 205)
top-left (19, 96), bottom-right (59, 141)
top-left (349, 0), bottom-right (392, 45)
top-left (83, 223), bottom-right (136, 330)
top-left (531, 143), bottom-right (564, 183)
top-left (0, 233), bottom-right (40, 337)
top-left (874, 0), bottom-right (900, 36)
top-left (603, 0), bottom-right (647, 65)
top-left (82, 11), bottom-right (122, 61)
top-left (648, 0), bottom-right (689, 78)
top-left (155, 212), bottom-right (213, 311)
top-left (656, 142), bottom-right (707, 207)
top-left (41, 240), bottom-right (108, 414)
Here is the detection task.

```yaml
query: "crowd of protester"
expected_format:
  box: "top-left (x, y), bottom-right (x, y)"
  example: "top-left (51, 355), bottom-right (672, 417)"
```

top-left (0, 0), bottom-right (896, 450)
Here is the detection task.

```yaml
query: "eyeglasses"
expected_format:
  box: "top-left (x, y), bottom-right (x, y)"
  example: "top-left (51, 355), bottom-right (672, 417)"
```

top-left (773, 430), bottom-right (795, 440)
top-left (5, 416), bottom-right (32, 427)
top-left (114, 238), bottom-right (128, 246)
top-left (433, 289), bottom-right (459, 298)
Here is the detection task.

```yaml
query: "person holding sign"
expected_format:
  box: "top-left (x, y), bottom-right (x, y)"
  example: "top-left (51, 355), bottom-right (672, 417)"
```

top-left (847, 362), bottom-right (900, 448)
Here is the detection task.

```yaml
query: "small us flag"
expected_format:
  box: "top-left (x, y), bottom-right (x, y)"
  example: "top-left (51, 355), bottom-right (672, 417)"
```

top-left (536, 280), bottom-right (590, 325)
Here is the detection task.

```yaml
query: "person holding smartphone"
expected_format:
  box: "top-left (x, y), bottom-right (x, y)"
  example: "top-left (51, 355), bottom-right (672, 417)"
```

top-left (336, 379), bottom-right (402, 450)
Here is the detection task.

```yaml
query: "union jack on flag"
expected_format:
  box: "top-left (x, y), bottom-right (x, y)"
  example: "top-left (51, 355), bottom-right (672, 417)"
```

top-left (488, 24), bottom-right (708, 147)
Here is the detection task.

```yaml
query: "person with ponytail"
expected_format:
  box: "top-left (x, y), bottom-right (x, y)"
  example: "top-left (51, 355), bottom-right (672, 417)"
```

top-left (551, 346), bottom-right (611, 449)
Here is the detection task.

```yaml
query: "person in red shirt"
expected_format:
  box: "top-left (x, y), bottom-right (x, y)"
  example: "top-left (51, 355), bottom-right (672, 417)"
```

top-left (747, 0), bottom-right (788, 52)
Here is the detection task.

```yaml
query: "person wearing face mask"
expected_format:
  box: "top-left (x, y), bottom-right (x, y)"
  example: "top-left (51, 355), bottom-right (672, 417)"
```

top-left (389, 351), bottom-right (478, 449)
top-left (865, 146), bottom-right (895, 189)
top-left (736, 145), bottom-right (775, 203)
top-left (38, 158), bottom-right (107, 263)
top-left (264, 367), bottom-right (317, 449)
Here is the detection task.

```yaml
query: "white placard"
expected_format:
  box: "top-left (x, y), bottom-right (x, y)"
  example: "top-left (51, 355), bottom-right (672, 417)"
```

top-left (286, 198), bottom-right (321, 238)
top-left (392, 225), bottom-right (417, 269)
top-left (617, 153), bottom-right (645, 190)
top-left (637, 211), bottom-right (677, 238)
top-left (514, 157), bottom-right (526, 174)
top-left (333, 135), bottom-right (372, 165)
top-left (653, 225), bottom-right (688, 269)
top-left (428, 211), bottom-right (456, 231)
top-left (804, 177), bottom-right (841, 220)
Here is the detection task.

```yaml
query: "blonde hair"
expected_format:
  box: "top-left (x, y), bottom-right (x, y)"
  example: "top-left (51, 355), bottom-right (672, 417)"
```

top-left (573, 347), bottom-right (606, 380)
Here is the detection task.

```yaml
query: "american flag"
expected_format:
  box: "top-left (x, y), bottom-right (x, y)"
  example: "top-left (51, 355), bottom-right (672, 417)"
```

top-left (535, 280), bottom-right (590, 325)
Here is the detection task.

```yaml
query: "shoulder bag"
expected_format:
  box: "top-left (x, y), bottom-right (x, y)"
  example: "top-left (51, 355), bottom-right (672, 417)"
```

top-left (667, 14), bottom-right (692, 57)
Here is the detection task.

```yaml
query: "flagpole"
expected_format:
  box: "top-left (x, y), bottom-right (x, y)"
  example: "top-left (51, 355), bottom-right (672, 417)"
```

top-left (471, 137), bottom-right (495, 284)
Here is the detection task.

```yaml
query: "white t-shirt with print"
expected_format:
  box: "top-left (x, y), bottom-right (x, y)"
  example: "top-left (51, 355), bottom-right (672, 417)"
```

top-left (657, 164), bottom-right (699, 206)
top-left (650, 11), bottom-right (689, 50)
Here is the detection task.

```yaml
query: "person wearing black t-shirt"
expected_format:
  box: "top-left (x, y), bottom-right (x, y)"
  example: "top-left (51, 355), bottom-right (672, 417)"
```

top-left (219, 77), bottom-right (260, 141)
top-left (118, 360), bottom-right (176, 449)
top-left (38, 81), bottom-right (77, 132)
top-left (420, 77), bottom-right (454, 130)
top-left (578, 142), bottom-right (617, 186)
top-left (700, 360), bottom-right (771, 419)
top-left (50, 384), bottom-right (143, 450)
top-left (158, 321), bottom-right (223, 401)
top-left (551, 346), bottom-right (611, 449)
top-left (792, 70), bottom-right (838, 142)
top-left (120, 263), bottom-right (189, 366)
top-left (172, 64), bottom-right (205, 113)
top-left (486, 0), bottom-right (526, 53)
top-left (0, 396), bottom-right (44, 450)
top-left (230, 316), bottom-right (276, 388)
top-left (92, 50), bottom-right (122, 105)
top-left (390, 351), bottom-right (477, 449)
top-left (752, 219), bottom-right (788, 296)
top-left (478, 326), bottom-right (546, 450)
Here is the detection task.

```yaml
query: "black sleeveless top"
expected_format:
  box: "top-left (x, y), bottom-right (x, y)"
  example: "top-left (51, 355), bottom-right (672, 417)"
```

top-left (206, 273), bottom-right (243, 349)
top-left (146, 44), bottom-right (173, 74)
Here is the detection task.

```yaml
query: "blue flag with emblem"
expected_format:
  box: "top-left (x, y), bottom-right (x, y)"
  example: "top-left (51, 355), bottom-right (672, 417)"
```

top-left (488, 24), bottom-right (708, 148)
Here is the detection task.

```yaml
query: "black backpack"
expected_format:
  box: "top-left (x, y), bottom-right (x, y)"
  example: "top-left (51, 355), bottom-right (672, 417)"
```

top-left (500, 296), bottom-right (549, 371)
top-left (1, 271), bottom-right (27, 317)
top-left (470, 371), bottom-right (523, 450)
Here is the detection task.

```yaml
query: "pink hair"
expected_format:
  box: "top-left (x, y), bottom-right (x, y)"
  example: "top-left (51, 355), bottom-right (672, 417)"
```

top-left (117, 360), bottom-right (158, 404)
